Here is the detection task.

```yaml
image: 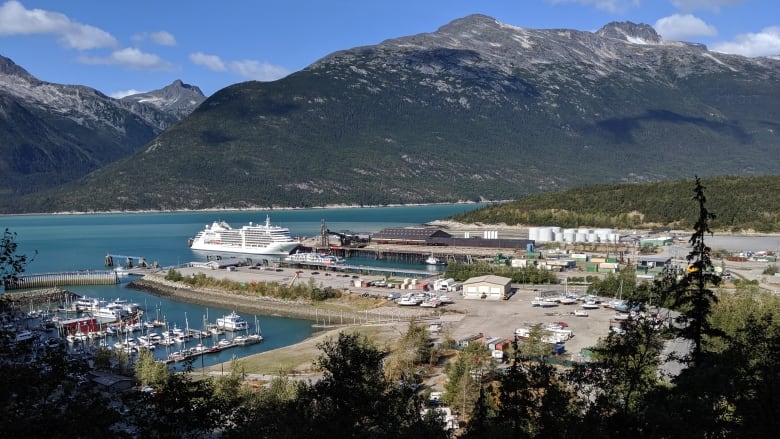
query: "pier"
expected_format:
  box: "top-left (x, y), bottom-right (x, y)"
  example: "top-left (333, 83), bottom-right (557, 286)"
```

top-left (3, 270), bottom-right (120, 291)
top-left (105, 253), bottom-right (151, 268)
top-left (278, 260), bottom-right (441, 278)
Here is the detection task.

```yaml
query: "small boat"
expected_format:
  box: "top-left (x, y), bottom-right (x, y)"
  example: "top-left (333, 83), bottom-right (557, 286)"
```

top-left (158, 338), bottom-right (175, 346)
top-left (397, 296), bottom-right (420, 306)
top-left (419, 298), bottom-right (440, 308)
top-left (92, 307), bottom-right (121, 322)
top-left (216, 312), bottom-right (249, 331)
top-left (12, 330), bottom-right (34, 344)
top-left (232, 335), bottom-right (248, 345)
top-left (244, 333), bottom-right (263, 345)
top-left (582, 301), bottom-right (600, 310)
top-left (532, 297), bottom-right (558, 307)
top-left (559, 295), bottom-right (578, 305)
top-left (425, 253), bottom-right (445, 265)
top-left (574, 310), bottom-right (589, 317)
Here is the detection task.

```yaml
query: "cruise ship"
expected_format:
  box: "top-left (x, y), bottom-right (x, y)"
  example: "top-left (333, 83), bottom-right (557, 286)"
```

top-left (188, 215), bottom-right (300, 256)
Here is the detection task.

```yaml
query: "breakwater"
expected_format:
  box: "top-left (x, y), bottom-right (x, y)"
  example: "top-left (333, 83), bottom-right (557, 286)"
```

top-left (3, 270), bottom-right (119, 290)
top-left (128, 276), bottom-right (439, 327)
top-left (0, 287), bottom-right (77, 311)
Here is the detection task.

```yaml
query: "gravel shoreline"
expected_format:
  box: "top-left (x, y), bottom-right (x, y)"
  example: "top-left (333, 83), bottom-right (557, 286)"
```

top-left (128, 276), bottom-right (322, 321)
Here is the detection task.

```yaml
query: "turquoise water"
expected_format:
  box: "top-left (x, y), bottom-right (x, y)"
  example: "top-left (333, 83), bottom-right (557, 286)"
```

top-left (1, 204), bottom-right (482, 367)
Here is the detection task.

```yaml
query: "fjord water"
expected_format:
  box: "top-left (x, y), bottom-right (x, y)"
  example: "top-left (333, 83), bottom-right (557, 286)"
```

top-left (1, 204), bottom-right (481, 367)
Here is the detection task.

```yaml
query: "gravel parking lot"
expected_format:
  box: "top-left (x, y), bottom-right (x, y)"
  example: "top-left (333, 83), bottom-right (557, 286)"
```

top-left (175, 265), bottom-right (621, 361)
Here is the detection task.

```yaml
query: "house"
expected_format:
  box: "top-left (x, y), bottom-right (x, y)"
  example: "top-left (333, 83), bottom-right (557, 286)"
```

top-left (461, 275), bottom-right (512, 300)
top-left (89, 371), bottom-right (135, 392)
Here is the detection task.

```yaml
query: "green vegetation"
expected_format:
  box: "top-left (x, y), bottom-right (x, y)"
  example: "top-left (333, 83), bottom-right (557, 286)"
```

top-left (444, 262), bottom-right (557, 285)
top-left (164, 268), bottom-right (342, 301)
top-left (9, 54), bottom-right (780, 213)
top-left (450, 175), bottom-right (780, 232)
top-left (2, 178), bottom-right (780, 437)
top-left (0, 228), bottom-right (35, 285)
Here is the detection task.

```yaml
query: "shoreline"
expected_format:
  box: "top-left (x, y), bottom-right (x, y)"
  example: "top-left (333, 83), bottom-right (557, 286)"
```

top-left (128, 275), bottom-right (425, 375)
top-left (128, 277), bottom-right (322, 321)
top-left (2, 201), bottom-right (489, 217)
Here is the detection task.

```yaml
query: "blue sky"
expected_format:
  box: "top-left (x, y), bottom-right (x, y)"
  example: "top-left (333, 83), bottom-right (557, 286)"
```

top-left (1, 0), bottom-right (778, 97)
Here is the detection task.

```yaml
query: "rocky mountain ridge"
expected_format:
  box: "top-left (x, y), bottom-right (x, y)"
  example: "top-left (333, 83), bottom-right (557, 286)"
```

top-left (0, 55), bottom-right (205, 201)
top-left (7, 15), bottom-right (780, 212)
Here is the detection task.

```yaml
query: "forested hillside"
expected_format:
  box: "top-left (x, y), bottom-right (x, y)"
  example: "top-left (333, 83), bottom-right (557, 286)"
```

top-left (449, 176), bottom-right (780, 232)
top-left (9, 16), bottom-right (780, 213)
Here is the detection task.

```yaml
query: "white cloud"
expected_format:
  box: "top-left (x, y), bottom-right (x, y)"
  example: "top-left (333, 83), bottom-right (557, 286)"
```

top-left (190, 52), bottom-right (289, 81)
top-left (133, 30), bottom-right (176, 46)
top-left (228, 60), bottom-right (291, 81)
top-left (711, 27), bottom-right (780, 57)
top-left (189, 52), bottom-right (227, 71)
top-left (0, 0), bottom-right (116, 49)
top-left (547, 0), bottom-right (640, 14)
top-left (109, 89), bottom-right (143, 99)
top-left (654, 14), bottom-right (717, 41)
top-left (78, 47), bottom-right (175, 70)
top-left (150, 31), bottom-right (175, 46)
top-left (671, 0), bottom-right (745, 13)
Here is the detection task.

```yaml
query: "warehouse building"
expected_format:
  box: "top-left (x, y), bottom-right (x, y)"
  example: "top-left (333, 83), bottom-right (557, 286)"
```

top-left (462, 275), bottom-right (512, 300)
top-left (371, 227), bottom-right (533, 249)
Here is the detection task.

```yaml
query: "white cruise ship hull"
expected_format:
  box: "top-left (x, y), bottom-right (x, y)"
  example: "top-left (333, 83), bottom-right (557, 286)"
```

top-left (190, 240), bottom-right (300, 256)
top-left (189, 216), bottom-right (300, 256)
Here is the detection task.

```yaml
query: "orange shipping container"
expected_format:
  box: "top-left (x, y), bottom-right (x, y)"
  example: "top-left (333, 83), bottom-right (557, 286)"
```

top-left (495, 340), bottom-right (511, 351)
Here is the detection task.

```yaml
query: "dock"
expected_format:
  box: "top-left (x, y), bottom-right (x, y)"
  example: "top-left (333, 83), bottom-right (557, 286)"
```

top-left (3, 270), bottom-right (120, 291)
top-left (164, 333), bottom-right (263, 363)
top-left (278, 261), bottom-right (441, 278)
top-left (105, 253), bottom-right (148, 268)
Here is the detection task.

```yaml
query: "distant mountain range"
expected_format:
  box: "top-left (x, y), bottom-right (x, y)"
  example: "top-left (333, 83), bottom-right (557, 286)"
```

top-left (0, 55), bottom-right (205, 206)
top-left (3, 15), bottom-right (780, 213)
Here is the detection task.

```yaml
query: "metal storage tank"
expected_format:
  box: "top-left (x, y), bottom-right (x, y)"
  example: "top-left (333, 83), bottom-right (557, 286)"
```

top-left (563, 229), bottom-right (576, 243)
top-left (528, 227), bottom-right (539, 241)
top-left (587, 233), bottom-right (598, 243)
top-left (595, 228), bottom-right (613, 242)
top-left (575, 232), bottom-right (588, 242)
top-left (538, 227), bottom-right (554, 242)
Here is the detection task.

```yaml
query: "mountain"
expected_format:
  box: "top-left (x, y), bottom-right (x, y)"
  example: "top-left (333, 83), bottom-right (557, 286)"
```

top-left (10, 15), bottom-right (780, 213)
top-left (119, 79), bottom-right (206, 120)
top-left (0, 55), bottom-right (205, 203)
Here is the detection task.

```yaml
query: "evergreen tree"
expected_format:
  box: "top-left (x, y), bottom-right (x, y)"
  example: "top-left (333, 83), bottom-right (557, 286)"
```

top-left (670, 176), bottom-right (723, 362)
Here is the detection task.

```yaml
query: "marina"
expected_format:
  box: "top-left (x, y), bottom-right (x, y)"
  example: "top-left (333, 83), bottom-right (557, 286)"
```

top-left (0, 205), bottom-right (487, 368)
top-left (3, 296), bottom-right (269, 368)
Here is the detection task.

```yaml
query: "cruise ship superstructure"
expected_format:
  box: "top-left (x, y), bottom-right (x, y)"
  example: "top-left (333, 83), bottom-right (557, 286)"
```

top-left (189, 215), bottom-right (300, 256)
